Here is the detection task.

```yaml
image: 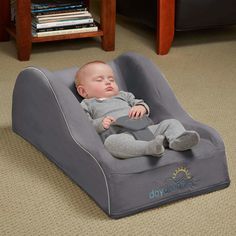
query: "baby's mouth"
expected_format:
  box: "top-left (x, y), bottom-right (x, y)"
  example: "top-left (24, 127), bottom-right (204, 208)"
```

top-left (106, 87), bottom-right (113, 91)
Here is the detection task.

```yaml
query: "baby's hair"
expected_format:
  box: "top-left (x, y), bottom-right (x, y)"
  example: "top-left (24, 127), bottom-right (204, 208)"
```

top-left (75, 60), bottom-right (106, 88)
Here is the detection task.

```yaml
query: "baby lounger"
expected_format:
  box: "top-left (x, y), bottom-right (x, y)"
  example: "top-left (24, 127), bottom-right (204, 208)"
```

top-left (12, 52), bottom-right (230, 218)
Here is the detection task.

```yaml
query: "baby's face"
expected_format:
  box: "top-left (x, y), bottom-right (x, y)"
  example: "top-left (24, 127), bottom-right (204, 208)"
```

top-left (78, 63), bottom-right (119, 99)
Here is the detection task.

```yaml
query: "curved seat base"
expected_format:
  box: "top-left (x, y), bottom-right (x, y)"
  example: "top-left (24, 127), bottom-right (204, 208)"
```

top-left (12, 52), bottom-right (230, 218)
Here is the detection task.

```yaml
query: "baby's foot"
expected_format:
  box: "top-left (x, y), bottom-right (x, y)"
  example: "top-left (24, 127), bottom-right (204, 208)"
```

top-left (169, 131), bottom-right (200, 151)
top-left (146, 135), bottom-right (165, 157)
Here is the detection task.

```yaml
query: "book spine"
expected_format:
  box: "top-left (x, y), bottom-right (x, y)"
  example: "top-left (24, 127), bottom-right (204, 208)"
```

top-left (31, 2), bottom-right (85, 10)
top-left (32, 26), bottom-right (98, 37)
top-left (34, 11), bottom-right (90, 19)
top-left (32, 4), bottom-right (80, 10)
top-left (31, 7), bottom-right (88, 16)
top-left (31, 0), bottom-right (85, 9)
top-left (31, 5), bottom-right (85, 13)
top-left (32, 8), bottom-right (87, 16)
top-left (33, 18), bottom-right (94, 29)
top-left (35, 14), bottom-right (92, 23)
top-left (34, 23), bottom-right (96, 32)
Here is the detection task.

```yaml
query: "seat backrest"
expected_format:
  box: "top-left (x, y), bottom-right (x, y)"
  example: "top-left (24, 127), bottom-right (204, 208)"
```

top-left (46, 52), bottom-right (190, 124)
top-left (52, 67), bottom-right (83, 102)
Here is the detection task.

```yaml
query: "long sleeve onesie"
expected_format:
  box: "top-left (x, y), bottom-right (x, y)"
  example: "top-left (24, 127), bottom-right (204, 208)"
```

top-left (80, 91), bottom-right (150, 133)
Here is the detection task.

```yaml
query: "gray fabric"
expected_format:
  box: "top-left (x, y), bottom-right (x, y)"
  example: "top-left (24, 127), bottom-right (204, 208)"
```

top-left (130, 129), bottom-right (155, 141)
top-left (100, 115), bottom-right (155, 142)
top-left (169, 131), bottom-right (200, 151)
top-left (117, 115), bottom-right (155, 141)
top-left (114, 115), bottom-right (153, 130)
top-left (148, 119), bottom-right (187, 143)
top-left (103, 118), bottom-right (197, 158)
top-left (12, 52), bottom-right (230, 219)
top-left (104, 133), bottom-right (165, 159)
top-left (80, 91), bottom-right (150, 133)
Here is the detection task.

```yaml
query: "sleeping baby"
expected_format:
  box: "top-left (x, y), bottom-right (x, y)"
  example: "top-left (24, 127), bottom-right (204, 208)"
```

top-left (75, 61), bottom-right (200, 159)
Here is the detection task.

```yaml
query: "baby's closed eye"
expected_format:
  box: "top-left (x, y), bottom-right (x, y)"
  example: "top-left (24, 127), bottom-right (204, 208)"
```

top-left (108, 76), bottom-right (115, 82)
top-left (95, 77), bottom-right (103, 82)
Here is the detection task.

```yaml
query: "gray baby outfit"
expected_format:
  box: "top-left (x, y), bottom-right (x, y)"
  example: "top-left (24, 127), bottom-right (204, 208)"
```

top-left (81, 91), bottom-right (199, 158)
top-left (81, 91), bottom-right (150, 133)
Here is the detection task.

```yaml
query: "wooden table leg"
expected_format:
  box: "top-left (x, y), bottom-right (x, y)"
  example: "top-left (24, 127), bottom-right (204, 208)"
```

top-left (100, 0), bottom-right (116, 51)
top-left (0, 0), bottom-right (11, 41)
top-left (156, 0), bottom-right (175, 55)
top-left (16, 0), bottom-right (32, 61)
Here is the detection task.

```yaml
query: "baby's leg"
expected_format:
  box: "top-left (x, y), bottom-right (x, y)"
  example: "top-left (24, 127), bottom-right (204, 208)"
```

top-left (104, 133), bottom-right (164, 159)
top-left (148, 119), bottom-right (200, 151)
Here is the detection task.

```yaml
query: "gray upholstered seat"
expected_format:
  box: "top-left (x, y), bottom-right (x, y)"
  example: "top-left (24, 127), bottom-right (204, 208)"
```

top-left (12, 52), bottom-right (230, 218)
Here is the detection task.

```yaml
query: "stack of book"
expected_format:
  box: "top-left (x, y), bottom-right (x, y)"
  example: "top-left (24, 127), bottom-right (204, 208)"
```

top-left (31, 0), bottom-right (98, 37)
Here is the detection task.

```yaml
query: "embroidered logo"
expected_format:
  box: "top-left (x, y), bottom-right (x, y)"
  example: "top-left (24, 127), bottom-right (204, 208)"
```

top-left (149, 166), bottom-right (194, 200)
top-left (172, 166), bottom-right (192, 181)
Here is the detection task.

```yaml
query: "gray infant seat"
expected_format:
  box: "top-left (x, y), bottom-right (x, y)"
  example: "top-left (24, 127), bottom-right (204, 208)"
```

top-left (12, 52), bottom-right (230, 218)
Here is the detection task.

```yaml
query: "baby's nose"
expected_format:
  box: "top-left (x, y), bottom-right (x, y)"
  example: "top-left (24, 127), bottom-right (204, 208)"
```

top-left (104, 78), bottom-right (111, 84)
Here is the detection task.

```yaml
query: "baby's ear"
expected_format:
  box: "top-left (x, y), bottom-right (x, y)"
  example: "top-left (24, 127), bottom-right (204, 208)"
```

top-left (77, 85), bottom-right (87, 98)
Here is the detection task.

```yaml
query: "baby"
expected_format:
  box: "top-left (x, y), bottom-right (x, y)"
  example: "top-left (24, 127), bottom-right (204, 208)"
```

top-left (75, 61), bottom-right (200, 159)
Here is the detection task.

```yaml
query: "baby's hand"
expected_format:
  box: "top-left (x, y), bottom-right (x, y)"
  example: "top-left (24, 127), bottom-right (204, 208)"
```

top-left (129, 105), bottom-right (147, 119)
top-left (102, 116), bottom-right (116, 129)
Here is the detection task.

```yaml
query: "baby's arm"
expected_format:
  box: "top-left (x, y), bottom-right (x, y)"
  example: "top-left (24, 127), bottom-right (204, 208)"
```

top-left (81, 101), bottom-right (105, 133)
top-left (81, 101), bottom-right (115, 132)
top-left (102, 116), bottom-right (116, 129)
top-left (129, 105), bottom-right (147, 119)
top-left (122, 91), bottom-right (150, 118)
